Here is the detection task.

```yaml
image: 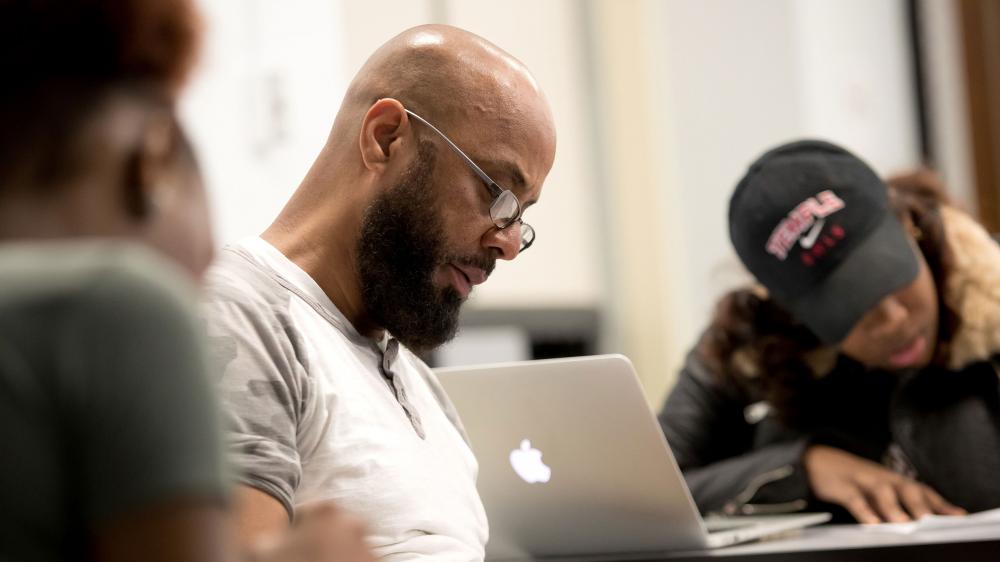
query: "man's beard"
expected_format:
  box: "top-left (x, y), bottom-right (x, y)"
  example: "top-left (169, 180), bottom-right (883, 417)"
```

top-left (356, 141), bottom-right (479, 353)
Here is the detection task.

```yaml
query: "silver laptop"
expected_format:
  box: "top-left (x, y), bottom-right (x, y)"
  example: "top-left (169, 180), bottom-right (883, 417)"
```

top-left (435, 354), bottom-right (830, 560)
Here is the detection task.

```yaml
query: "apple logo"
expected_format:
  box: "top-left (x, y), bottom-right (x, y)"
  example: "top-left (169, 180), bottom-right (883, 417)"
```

top-left (509, 439), bottom-right (552, 483)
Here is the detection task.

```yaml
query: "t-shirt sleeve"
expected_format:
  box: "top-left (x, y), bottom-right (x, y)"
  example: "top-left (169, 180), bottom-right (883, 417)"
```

top-left (201, 271), bottom-right (312, 519)
top-left (62, 265), bottom-right (229, 525)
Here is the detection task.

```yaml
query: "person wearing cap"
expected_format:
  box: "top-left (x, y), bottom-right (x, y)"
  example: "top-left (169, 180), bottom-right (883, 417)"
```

top-left (658, 140), bottom-right (1000, 525)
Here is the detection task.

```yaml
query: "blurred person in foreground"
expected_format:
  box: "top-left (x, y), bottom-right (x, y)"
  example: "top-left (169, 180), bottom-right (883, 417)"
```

top-left (202, 24), bottom-right (556, 560)
top-left (659, 140), bottom-right (1000, 524)
top-left (0, 1), bottom-right (373, 560)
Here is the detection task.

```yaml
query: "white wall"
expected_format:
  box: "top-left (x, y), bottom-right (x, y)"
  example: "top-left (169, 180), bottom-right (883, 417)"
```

top-left (650, 0), bottom-right (807, 343)
top-left (920, 0), bottom-right (977, 212)
top-left (180, 0), bottom-right (346, 247)
top-left (660, 0), bottom-right (921, 327)
top-left (794, 0), bottom-right (920, 171)
top-left (443, 1), bottom-right (604, 310)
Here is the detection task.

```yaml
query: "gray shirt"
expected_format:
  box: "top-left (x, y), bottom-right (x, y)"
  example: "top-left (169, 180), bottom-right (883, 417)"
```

top-left (204, 237), bottom-right (488, 561)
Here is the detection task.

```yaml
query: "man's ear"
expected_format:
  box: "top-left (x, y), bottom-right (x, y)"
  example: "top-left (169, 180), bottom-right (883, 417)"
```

top-left (359, 98), bottom-right (410, 172)
top-left (121, 112), bottom-right (176, 221)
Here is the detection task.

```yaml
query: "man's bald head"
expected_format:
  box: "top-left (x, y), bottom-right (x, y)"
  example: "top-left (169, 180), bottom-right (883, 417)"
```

top-left (329, 24), bottom-right (554, 156)
top-left (267, 25), bottom-right (557, 347)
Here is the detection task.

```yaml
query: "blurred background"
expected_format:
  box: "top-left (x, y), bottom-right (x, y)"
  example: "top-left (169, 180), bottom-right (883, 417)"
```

top-left (179, 0), bottom-right (1000, 407)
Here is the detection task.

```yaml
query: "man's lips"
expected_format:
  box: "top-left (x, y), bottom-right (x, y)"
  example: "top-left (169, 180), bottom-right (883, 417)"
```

top-left (447, 263), bottom-right (488, 298)
top-left (452, 263), bottom-right (488, 286)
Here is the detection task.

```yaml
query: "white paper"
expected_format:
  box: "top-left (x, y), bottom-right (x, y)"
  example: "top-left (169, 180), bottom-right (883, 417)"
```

top-left (861, 507), bottom-right (1000, 534)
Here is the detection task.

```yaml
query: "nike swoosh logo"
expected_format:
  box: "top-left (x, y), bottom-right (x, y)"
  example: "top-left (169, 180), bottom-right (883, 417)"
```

top-left (799, 219), bottom-right (825, 249)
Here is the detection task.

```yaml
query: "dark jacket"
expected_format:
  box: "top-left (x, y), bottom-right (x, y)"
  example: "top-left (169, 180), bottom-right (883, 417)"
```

top-left (659, 205), bottom-right (1000, 519)
top-left (658, 351), bottom-right (1000, 519)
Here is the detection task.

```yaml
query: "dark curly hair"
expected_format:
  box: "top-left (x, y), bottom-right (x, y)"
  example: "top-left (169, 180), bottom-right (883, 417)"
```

top-left (0, 0), bottom-right (202, 192)
top-left (699, 169), bottom-right (959, 424)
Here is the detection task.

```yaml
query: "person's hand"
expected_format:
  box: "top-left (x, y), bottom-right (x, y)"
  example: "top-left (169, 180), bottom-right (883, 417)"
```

top-left (802, 445), bottom-right (966, 524)
top-left (247, 501), bottom-right (376, 562)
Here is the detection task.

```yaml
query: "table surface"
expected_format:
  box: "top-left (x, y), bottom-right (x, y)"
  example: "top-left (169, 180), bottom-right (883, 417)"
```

top-left (509, 522), bottom-right (1000, 562)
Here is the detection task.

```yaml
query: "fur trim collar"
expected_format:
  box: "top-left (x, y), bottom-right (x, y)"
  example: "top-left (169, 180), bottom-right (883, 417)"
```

top-left (941, 205), bottom-right (1000, 369)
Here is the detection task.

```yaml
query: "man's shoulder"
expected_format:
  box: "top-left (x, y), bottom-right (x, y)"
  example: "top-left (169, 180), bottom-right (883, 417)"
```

top-left (202, 244), bottom-right (343, 378)
top-left (203, 244), bottom-right (295, 316)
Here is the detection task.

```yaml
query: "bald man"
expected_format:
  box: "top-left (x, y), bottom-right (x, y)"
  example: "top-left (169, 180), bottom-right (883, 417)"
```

top-left (203, 25), bottom-right (556, 560)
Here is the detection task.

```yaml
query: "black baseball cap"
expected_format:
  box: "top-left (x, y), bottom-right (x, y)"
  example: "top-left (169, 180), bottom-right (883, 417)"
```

top-left (728, 140), bottom-right (919, 344)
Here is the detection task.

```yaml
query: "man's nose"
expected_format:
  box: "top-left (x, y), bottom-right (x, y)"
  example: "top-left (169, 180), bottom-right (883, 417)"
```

top-left (482, 222), bottom-right (522, 261)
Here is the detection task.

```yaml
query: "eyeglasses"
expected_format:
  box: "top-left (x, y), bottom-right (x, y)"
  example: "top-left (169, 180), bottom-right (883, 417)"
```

top-left (404, 109), bottom-right (535, 253)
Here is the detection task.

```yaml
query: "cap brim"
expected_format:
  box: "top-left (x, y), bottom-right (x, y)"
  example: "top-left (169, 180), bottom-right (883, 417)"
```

top-left (785, 212), bottom-right (919, 344)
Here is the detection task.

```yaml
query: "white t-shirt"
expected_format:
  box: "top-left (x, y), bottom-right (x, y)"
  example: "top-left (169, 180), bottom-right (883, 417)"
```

top-left (203, 237), bottom-right (488, 561)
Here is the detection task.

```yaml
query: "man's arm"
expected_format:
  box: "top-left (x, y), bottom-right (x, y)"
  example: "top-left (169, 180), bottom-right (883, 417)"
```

top-left (201, 260), bottom-right (316, 547)
top-left (201, 260), bottom-right (376, 560)
top-left (96, 491), bottom-right (378, 562)
top-left (234, 486), bottom-right (291, 546)
top-left (235, 487), bottom-right (377, 562)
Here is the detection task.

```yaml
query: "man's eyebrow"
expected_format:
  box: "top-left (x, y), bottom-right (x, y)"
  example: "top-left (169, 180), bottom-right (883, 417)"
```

top-left (475, 156), bottom-right (537, 206)
top-left (500, 163), bottom-right (539, 208)
top-left (488, 159), bottom-right (527, 190)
